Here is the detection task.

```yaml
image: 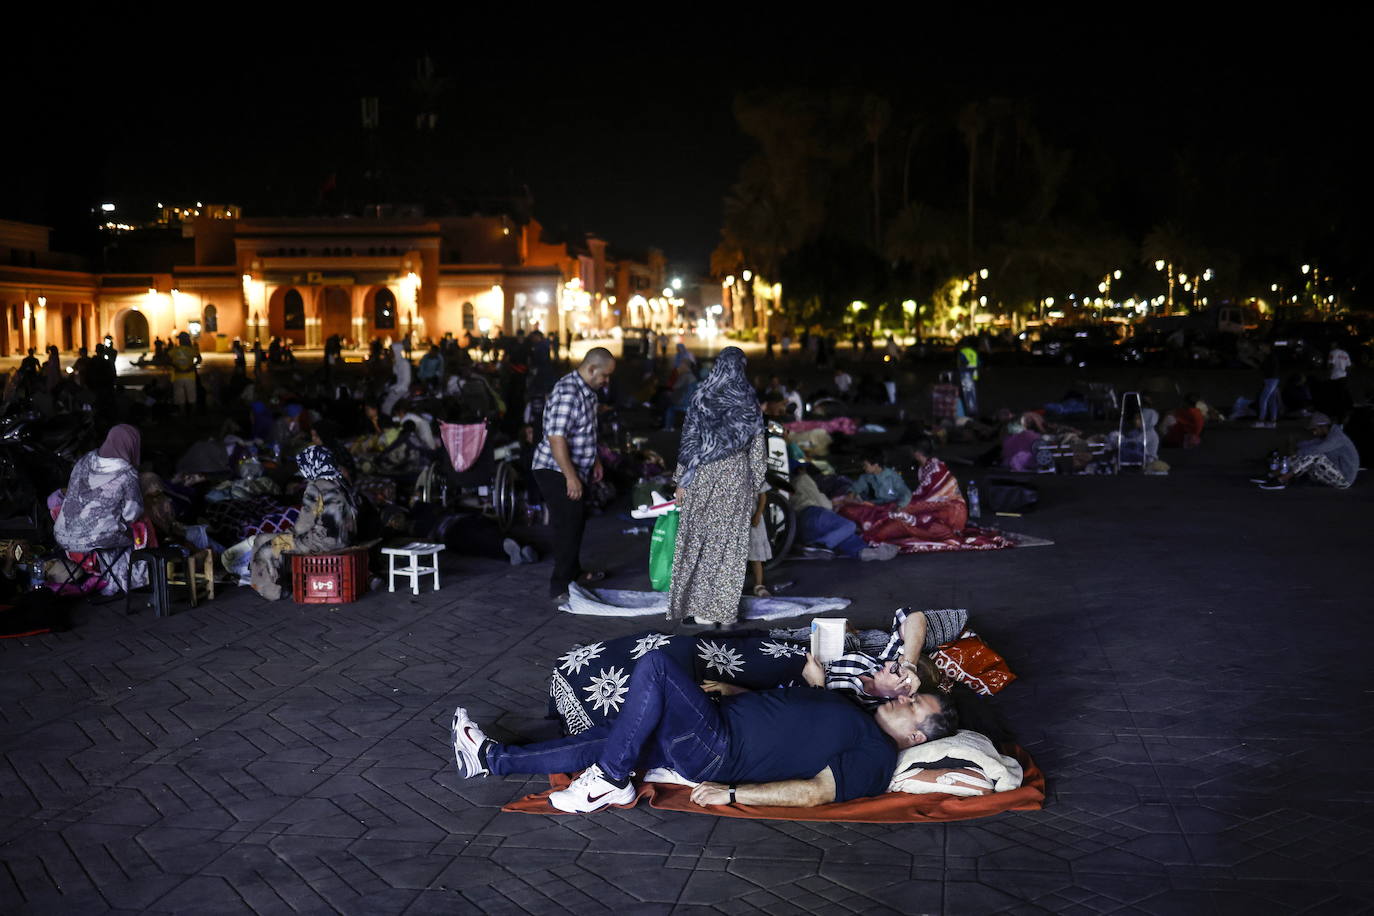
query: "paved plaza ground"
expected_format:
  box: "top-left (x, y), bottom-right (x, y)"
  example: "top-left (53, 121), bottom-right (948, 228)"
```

top-left (1, 361), bottom-right (1371, 914)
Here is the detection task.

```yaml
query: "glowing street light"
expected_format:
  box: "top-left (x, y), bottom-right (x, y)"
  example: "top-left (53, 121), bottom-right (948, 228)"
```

top-left (978, 267), bottom-right (989, 279)
top-left (672, 277), bottom-right (682, 290)
top-left (1154, 260), bottom-right (1166, 271)
top-left (1301, 264), bottom-right (1311, 274)
top-left (742, 270), bottom-right (753, 281)
top-left (101, 203), bottom-right (115, 212)
top-left (1113, 269), bottom-right (1122, 280)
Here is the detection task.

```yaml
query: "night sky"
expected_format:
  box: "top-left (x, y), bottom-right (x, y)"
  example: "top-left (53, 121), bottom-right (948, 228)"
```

top-left (7, 24), bottom-right (1367, 288)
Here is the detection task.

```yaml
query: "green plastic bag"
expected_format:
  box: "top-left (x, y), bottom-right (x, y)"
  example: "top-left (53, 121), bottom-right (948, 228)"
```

top-left (648, 510), bottom-right (679, 592)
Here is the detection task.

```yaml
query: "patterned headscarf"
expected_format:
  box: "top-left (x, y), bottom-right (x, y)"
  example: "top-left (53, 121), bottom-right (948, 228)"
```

top-left (296, 445), bottom-right (342, 481)
top-left (676, 346), bottom-right (763, 488)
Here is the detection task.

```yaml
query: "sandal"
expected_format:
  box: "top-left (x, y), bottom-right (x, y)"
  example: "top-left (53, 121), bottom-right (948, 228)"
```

top-left (752, 584), bottom-right (772, 598)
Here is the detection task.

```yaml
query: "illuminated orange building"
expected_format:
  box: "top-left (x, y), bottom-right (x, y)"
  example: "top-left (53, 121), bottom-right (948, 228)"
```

top-left (1, 212), bottom-right (670, 356)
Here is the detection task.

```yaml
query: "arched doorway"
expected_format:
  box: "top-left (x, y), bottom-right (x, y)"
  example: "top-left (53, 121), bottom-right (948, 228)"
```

top-left (372, 288), bottom-right (397, 332)
top-left (269, 287), bottom-right (307, 345)
top-left (321, 287), bottom-right (351, 343)
top-left (122, 310), bottom-right (150, 350)
top-left (203, 303), bottom-right (218, 333)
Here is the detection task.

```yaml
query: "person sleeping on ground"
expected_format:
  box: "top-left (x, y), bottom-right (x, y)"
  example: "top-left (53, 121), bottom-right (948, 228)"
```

top-left (546, 609), bottom-right (971, 735)
top-left (451, 649), bottom-right (960, 814)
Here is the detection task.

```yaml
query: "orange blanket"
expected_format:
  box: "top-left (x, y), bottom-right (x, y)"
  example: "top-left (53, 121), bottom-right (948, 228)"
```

top-left (501, 745), bottom-right (1045, 823)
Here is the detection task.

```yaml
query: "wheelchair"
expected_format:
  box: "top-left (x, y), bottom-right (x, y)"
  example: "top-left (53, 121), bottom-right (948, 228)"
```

top-left (411, 421), bottom-right (524, 532)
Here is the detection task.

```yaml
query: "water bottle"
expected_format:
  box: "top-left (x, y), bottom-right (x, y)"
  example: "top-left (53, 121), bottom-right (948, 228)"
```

top-left (967, 481), bottom-right (981, 520)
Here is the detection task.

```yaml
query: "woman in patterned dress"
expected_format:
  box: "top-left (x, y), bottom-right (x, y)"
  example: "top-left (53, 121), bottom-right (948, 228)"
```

top-left (667, 347), bottom-right (767, 626)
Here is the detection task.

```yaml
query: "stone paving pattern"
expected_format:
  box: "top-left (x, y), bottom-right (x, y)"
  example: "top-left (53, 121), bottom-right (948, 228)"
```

top-left (2, 418), bottom-right (1371, 914)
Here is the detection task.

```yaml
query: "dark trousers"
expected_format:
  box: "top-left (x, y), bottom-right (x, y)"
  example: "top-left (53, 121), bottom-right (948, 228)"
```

top-left (534, 468), bottom-right (587, 597)
top-left (487, 652), bottom-right (729, 783)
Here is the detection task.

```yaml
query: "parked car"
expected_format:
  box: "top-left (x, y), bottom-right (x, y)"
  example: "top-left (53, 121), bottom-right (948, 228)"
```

top-left (1029, 326), bottom-right (1122, 367)
top-left (1267, 321), bottom-right (1353, 369)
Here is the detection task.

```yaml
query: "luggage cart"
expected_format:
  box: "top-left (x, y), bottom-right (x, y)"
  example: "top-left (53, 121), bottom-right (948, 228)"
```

top-left (1116, 391), bottom-right (1145, 472)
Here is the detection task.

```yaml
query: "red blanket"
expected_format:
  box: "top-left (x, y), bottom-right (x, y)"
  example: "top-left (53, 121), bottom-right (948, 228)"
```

top-left (501, 745), bottom-right (1045, 823)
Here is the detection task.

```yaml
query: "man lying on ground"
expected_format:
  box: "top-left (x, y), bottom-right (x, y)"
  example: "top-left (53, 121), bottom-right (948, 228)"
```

top-left (788, 465), bottom-right (899, 561)
top-left (451, 650), bottom-right (958, 813)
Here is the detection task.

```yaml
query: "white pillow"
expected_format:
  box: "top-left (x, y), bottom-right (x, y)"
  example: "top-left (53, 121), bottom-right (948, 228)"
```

top-left (888, 729), bottom-right (1023, 794)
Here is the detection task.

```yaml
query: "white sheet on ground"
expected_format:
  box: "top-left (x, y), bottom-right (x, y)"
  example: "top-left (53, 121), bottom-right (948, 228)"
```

top-left (562, 583), bottom-right (851, 620)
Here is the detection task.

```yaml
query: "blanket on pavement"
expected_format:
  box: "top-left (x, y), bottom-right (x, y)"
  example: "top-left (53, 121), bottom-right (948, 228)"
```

top-left (561, 584), bottom-right (850, 621)
top-left (501, 744), bottom-right (1045, 823)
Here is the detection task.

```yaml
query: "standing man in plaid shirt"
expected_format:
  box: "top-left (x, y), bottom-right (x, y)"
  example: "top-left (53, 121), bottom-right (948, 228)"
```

top-left (533, 347), bottom-right (617, 600)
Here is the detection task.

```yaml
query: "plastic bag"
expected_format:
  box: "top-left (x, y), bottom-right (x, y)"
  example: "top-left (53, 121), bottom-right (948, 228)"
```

top-left (648, 509), bottom-right (679, 592)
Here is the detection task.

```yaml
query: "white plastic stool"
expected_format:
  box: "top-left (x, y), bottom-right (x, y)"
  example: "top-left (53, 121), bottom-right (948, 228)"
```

top-left (382, 542), bottom-right (446, 595)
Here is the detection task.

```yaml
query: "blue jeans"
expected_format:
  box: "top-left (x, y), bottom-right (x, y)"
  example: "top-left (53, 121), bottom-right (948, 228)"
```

top-left (798, 506), bottom-right (867, 557)
top-left (1258, 378), bottom-right (1280, 423)
top-left (486, 651), bottom-right (728, 783)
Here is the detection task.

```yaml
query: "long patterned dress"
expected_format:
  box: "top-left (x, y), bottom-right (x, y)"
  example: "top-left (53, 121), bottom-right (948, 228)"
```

top-left (668, 432), bottom-right (767, 624)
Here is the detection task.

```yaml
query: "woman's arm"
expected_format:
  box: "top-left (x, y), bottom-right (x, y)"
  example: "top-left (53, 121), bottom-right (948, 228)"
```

top-left (120, 475), bottom-right (144, 524)
top-left (293, 482), bottom-right (322, 536)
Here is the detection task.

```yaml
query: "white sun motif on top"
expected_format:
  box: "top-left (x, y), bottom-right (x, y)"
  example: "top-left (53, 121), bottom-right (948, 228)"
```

top-left (758, 640), bottom-right (806, 659)
top-left (697, 640), bottom-right (745, 678)
top-left (584, 667), bottom-right (631, 715)
top-left (558, 642), bottom-right (606, 675)
top-left (630, 634), bottom-right (673, 659)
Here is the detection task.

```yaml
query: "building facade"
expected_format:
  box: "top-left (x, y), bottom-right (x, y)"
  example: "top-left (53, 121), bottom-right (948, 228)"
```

top-left (1, 213), bottom-right (671, 356)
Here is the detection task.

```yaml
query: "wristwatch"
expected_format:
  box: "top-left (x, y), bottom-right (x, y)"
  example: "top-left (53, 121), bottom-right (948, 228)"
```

top-left (729, 784), bottom-right (737, 804)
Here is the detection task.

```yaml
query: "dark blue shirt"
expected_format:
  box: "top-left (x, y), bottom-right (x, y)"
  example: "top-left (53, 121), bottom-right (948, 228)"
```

top-left (717, 686), bottom-right (896, 803)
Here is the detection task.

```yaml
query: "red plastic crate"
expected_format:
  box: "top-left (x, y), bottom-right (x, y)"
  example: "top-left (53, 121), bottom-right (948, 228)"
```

top-left (290, 547), bottom-right (370, 604)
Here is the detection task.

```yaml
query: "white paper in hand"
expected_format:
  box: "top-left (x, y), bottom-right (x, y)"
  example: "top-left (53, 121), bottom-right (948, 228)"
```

top-left (810, 618), bottom-right (847, 667)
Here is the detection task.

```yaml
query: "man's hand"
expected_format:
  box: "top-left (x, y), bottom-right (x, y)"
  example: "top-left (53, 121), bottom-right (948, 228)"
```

top-left (690, 782), bottom-right (732, 806)
top-left (674, 486), bottom-right (685, 502)
top-left (750, 510), bottom-right (763, 527)
top-left (700, 680), bottom-right (748, 697)
top-left (592, 459), bottom-right (604, 483)
top-left (565, 473), bottom-right (584, 501)
top-left (801, 652), bottom-right (826, 687)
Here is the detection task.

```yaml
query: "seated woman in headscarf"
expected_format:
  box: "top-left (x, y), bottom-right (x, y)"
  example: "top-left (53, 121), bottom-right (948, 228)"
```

top-left (249, 445), bottom-right (358, 600)
top-left (53, 424), bottom-right (151, 595)
top-left (836, 436), bottom-right (968, 545)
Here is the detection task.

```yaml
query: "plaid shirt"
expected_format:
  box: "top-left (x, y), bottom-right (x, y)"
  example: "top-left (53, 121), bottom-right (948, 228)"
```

top-left (533, 370), bottom-right (600, 477)
top-left (824, 607), bottom-right (968, 709)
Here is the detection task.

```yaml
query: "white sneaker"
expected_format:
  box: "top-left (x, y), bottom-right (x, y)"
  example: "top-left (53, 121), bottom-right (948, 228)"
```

top-left (450, 707), bottom-right (490, 778)
top-left (503, 538), bottom-right (524, 565)
top-left (548, 763), bottom-right (636, 813)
